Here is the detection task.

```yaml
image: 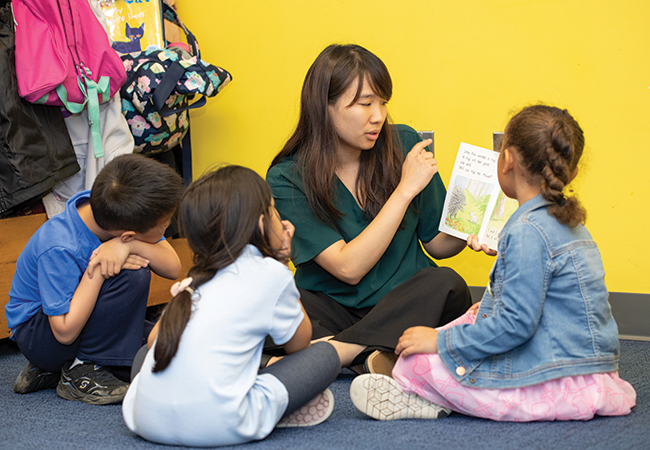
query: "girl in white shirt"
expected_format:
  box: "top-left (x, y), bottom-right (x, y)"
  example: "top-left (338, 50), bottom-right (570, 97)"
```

top-left (122, 165), bottom-right (341, 447)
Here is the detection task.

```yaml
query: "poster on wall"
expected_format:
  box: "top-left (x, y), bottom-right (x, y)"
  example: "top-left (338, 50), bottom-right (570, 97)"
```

top-left (99, 0), bottom-right (165, 54)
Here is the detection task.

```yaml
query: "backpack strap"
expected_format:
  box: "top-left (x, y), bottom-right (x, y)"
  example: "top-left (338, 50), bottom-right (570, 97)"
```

top-left (162, 3), bottom-right (200, 57)
top-left (79, 66), bottom-right (111, 159)
top-left (122, 51), bottom-right (207, 119)
top-left (152, 60), bottom-right (206, 117)
top-left (57, 0), bottom-right (113, 158)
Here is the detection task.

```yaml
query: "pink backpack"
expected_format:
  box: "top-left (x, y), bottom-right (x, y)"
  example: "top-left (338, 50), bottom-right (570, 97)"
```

top-left (12, 0), bottom-right (126, 158)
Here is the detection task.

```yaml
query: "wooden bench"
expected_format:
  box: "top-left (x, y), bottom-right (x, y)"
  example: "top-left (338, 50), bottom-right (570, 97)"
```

top-left (0, 213), bottom-right (192, 339)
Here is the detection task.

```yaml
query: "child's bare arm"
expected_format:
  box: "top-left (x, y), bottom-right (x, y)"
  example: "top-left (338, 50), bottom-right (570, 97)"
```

top-left (128, 239), bottom-right (181, 279)
top-left (147, 320), bottom-right (160, 349)
top-left (395, 326), bottom-right (439, 357)
top-left (48, 264), bottom-right (105, 345)
top-left (282, 302), bottom-right (312, 354)
top-left (87, 237), bottom-right (149, 279)
top-left (146, 276), bottom-right (192, 349)
top-left (89, 237), bottom-right (180, 280)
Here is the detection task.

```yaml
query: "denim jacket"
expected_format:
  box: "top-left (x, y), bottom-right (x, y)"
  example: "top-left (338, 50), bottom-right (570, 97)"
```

top-left (438, 195), bottom-right (620, 389)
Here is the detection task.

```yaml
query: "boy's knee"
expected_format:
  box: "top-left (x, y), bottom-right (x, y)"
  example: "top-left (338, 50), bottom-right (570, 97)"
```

top-left (103, 267), bottom-right (151, 292)
top-left (125, 266), bottom-right (152, 288)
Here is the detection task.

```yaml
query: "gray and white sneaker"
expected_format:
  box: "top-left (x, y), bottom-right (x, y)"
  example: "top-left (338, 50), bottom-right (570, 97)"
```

top-left (57, 362), bottom-right (128, 405)
top-left (350, 374), bottom-right (451, 420)
top-left (276, 389), bottom-right (334, 428)
top-left (13, 362), bottom-right (60, 394)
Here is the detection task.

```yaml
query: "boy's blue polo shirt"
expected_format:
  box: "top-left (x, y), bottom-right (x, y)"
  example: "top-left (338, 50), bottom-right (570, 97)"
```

top-left (6, 190), bottom-right (100, 337)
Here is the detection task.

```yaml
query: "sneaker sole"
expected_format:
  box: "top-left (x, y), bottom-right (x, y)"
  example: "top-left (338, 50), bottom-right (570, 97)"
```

top-left (56, 380), bottom-right (127, 405)
top-left (350, 374), bottom-right (450, 421)
top-left (276, 389), bottom-right (334, 428)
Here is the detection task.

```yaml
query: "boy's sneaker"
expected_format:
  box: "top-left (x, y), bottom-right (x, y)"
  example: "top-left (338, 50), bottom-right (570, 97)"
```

top-left (276, 389), bottom-right (334, 428)
top-left (350, 374), bottom-right (451, 421)
top-left (13, 362), bottom-right (60, 394)
top-left (57, 362), bottom-right (129, 405)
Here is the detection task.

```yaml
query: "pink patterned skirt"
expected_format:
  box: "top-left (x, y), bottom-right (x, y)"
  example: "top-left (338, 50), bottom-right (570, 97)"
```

top-left (392, 312), bottom-right (637, 421)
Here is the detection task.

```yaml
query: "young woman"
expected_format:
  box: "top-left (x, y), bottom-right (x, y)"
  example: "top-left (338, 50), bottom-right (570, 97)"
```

top-left (267, 44), bottom-right (485, 372)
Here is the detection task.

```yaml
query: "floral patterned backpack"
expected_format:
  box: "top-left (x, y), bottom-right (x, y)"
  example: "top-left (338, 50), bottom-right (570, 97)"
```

top-left (119, 4), bottom-right (231, 155)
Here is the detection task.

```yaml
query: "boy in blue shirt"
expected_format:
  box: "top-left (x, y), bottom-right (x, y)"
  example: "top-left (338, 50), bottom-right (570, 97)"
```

top-left (6, 154), bottom-right (184, 405)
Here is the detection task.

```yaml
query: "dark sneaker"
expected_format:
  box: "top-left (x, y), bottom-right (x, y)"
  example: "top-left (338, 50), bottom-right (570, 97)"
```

top-left (13, 362), bottom-right (60, 394)
top-left (57, 362), bottom-right (129, 405)
top-left (276, 389), bottom-right (334, 428)
top-left (350, 374), bottom-right (451, 421)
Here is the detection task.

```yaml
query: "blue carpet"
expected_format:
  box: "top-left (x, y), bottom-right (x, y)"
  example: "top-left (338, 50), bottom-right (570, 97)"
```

top-left (1, 339), bottom-right (648, 450)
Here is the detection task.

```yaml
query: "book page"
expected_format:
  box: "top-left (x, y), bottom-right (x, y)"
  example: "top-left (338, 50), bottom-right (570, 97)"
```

top-left (479, 190), bottom-right (519, 250)
top-left (100, 0), bottom-right (165, 54)
top-left (439, 142), bottom-right (515, 250)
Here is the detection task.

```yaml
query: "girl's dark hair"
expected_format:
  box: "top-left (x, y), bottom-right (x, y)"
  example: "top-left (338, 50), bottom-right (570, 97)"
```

top-left (152, 165), bottom-right (286, 373)
top-left (269, 44), bottom-right (404, 226)
top-left (504, 104), bottom-right (586, 227)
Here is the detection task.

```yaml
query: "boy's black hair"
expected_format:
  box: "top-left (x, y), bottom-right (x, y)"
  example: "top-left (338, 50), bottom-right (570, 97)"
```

top-left (90, 154), bottom-right (184, 233)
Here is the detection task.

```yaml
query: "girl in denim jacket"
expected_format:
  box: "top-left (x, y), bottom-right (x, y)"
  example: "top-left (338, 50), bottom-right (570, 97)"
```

top-left (350, 105), bottom-right (636, 422)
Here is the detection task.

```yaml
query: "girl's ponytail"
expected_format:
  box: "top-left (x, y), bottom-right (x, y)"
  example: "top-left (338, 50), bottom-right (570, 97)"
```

top-left (152, 289), bottom-right (193, 373)
top-left (152, 269), bottom-right (214, 373)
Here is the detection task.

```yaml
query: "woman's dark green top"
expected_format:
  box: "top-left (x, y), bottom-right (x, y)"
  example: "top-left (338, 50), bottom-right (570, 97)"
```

top-left (266, 125), bottom-right (447, 309)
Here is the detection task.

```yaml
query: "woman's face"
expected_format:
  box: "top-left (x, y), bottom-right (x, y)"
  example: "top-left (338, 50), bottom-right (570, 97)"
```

top-left (328, 77), bottom-right (387, 155)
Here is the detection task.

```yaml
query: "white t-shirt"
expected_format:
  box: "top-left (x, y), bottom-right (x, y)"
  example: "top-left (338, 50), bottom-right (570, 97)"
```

top-left (122, 245), bottom-right (304, 447)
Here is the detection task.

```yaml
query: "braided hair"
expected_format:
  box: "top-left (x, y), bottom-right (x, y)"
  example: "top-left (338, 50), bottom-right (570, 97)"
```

top-left (504, 105), bottom-right (586, 227)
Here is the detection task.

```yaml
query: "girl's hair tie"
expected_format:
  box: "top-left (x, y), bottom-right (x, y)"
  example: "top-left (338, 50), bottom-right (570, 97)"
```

top-left (170, 277), bottom-right (194, 297)
top-left (557, 195), bottom-right (567, 207)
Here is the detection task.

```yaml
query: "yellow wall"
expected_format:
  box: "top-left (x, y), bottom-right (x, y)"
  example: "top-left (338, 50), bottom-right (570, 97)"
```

top-left (178, 0), bottom-right (650, 294)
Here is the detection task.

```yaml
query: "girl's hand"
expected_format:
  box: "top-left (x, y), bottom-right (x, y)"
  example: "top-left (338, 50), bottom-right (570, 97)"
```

top-left (395, 326), bottom-right (439, 357)
top-left (467, 234), bottom-right (498, 256)
top-left (467, 301), bottom-right (481, 315)
top-left (398, 139), bottom-right (437, 199)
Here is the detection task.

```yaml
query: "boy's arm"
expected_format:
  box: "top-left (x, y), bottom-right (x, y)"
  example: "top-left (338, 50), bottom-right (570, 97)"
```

top-left (127, 239), bottom-right (181, 279)
top-left (48, 264), bottom-right (105, 345)
top-left (88, 236), bottom-right (142, 278)
top-left (89, 238), bottom-right (181, 280)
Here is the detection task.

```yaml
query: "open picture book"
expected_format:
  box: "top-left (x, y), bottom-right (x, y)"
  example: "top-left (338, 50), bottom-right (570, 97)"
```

top-left (439, 142), bottom-right (519, 251)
